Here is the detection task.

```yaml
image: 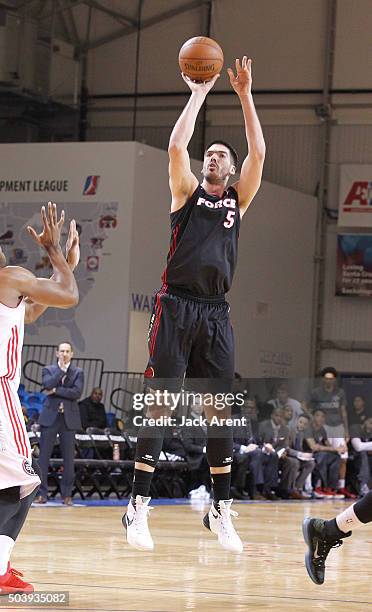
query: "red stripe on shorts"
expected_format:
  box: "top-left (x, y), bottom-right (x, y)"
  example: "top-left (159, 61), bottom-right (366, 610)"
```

top-left (149, 284), bottom-right (167, 357)
top-left (0, 377), bottom-right (25, 456)
top-left (5, 378), bottom-right (28, 457)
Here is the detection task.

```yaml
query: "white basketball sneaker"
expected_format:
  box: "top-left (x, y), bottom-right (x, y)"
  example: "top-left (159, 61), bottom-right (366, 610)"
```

top-left (203, 499), bottom-right (243, 553)
top-left (122, 495), bottom-right (154, 551)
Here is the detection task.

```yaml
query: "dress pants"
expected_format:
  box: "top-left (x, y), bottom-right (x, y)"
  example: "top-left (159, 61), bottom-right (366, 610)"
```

top-left (38, 413), bottom-right (76, 498)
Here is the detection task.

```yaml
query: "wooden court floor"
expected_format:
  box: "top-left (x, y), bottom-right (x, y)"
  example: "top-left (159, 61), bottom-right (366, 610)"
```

top-left (10, 500), bottom-right (372, 611)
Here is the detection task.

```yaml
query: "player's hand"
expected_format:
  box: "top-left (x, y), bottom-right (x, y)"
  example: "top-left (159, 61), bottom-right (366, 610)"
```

top-left (66, 219), bottom-right (80, 271)
top-left (27, 202), bottom-right (64, 252)
top-left (182, 72), bottom-right (220, 96)
top-left (227, 56), bottom-right (252, 97)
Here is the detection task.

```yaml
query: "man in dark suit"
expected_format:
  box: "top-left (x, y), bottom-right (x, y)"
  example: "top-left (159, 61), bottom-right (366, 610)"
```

top-left (258, 405), bottom-right (301, 499)
top-left (35, 342), bottom-right (84, 505)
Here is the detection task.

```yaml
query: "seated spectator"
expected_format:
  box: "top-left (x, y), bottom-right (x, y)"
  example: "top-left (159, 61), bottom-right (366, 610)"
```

top-left (268, 383), bottom-right (304, 428)
top-left (281, 404), bottom-right (294, 429)
top-left (287, 414), bottom-right (316, 498)
top-left (304, 366), bottom-right (352, 497)
top-left (79, 387), bottom-right (107, 430)
top-left (243, 397), bottom-right (259, 424)
top-left (258, 406), bottom-right (300, 499)
top-left (232, 405), bottom-right (266, 500)
top-left (350, 395), bottom-right (371, 426)
top-left (303, 408), bottom-right (345, 497)
top-left (350, 416), bottom-right (372, 496)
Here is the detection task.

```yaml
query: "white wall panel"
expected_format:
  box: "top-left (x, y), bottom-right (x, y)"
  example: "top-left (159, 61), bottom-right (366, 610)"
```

top-left (334, 0), bottom-right (372, 90)
top-left (206, 123), bottom-right (321, 194)
top-left (212, 0), bottom-right (327, 90)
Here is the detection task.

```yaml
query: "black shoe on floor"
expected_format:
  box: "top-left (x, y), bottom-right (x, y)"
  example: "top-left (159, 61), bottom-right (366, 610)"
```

top-left (264, 491), bottom-right (281, 501)
top-left (302, 517), bottom-right (345, 585)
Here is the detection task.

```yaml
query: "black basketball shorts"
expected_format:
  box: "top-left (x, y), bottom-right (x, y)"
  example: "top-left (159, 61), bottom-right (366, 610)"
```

top-left (144, 285), bottom-right (234, 392)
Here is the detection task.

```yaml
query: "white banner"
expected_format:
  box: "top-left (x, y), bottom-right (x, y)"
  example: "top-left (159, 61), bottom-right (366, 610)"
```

top-left (339, 164), bottom-right (372, 227)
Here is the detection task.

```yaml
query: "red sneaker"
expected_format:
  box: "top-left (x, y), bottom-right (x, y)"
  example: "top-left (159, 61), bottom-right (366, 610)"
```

top-left (322, 487), bottom-right (337, 497)
top-left (338, 487), bottom-right (357, 500)
top-left (0, 564), bottom-right (34, 594)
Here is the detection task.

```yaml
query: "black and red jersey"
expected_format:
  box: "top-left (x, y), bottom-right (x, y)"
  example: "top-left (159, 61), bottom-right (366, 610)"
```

top-left (161, 184), bottom-right (240, 297)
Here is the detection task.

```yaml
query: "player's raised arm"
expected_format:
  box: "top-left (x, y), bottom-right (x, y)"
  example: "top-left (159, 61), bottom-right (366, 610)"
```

top-left (168, 74), bottom-right (219, 212)
top-left (228, 57), bottom-right (266, 216)
top-left (24, 219), bottom-right (80, 323)
top-left (3, 202), bottom-right (79, 308)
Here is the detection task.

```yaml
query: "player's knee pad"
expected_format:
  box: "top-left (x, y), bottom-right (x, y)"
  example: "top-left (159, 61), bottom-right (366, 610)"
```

top-left (135, 424), bottom-right (165, 467)
top-left (206, 424), bottom-right (233, 468)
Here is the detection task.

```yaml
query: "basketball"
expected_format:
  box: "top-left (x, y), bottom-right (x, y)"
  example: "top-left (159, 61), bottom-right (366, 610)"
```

top-left (178, 36), bottom-right (224, 82)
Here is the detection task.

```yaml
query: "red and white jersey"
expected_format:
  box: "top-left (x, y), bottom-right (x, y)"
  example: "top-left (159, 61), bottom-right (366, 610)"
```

top-left (0, 298), bottom-right (40, 497)
top-left (0, 298), bottom-right (25, 387)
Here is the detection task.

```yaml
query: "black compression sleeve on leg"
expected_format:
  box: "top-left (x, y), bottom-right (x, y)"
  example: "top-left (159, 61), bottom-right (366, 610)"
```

top-left (134, 424), bottom-right (165, 467)
top-left (132, 469), bottom-right (154, 498)
top-left (353, 490), bottom-right (372, 524)
top-left (0, 487), bottom-right (21, 534)
top-left (206, 424), bottom-right (233, 468)
top-left (3, 487), bottom-right (38, 541)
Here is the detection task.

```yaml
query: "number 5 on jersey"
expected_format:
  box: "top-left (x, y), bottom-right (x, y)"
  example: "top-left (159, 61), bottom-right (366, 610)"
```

top-left (224, 210), bottom-right (236, 228)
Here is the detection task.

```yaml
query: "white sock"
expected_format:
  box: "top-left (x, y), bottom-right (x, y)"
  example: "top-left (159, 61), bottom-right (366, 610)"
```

top-left (338, 479), bottom-right (345, 489)
top-left (336, 504), bottom-right (364, 533)
top-left (0, 535), bottom-right (15, 575)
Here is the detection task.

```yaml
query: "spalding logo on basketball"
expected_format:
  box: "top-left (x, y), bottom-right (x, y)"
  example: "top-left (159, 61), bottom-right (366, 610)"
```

top-left (23, 459), bottom-right (37, 476)
top-left (178, 36), bottom-right (224, 82)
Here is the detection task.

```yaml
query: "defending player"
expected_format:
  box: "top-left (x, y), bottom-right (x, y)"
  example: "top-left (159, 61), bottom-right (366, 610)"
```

top-left (303, 491), bottom-right (372, 584)
top-left (0, 202), bottom-right (79, 594)
top-left (124, 57), bottom-right (265, 552)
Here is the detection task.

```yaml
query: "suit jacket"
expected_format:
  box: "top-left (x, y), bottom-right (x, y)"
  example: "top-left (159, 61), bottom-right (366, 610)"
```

top-left (39, 363), bottom-right (84, 430)
top-left (233, 420), bottom-right (259, 453)
top-left (258, 419), bottom-right (290, 450)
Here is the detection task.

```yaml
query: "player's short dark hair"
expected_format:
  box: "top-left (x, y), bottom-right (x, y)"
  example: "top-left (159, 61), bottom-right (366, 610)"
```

top-left (298, 413), bottom-right (310, 420)
top-left (320, 366), bottom-right (338, 378)
top-left (205, 140), bottom-right (238, 169)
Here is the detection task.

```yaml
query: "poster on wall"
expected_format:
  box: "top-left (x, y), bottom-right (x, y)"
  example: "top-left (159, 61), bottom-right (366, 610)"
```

top-left (338, 165), bottom-right (372, 227)
top-left (336, 234), bottom-right (372, 297)
top-left (0, 142), bottom-right (134, 368)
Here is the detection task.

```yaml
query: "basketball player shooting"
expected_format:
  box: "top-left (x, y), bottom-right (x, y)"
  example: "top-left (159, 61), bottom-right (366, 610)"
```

top-left (124, 57), bottom-right (265, 553)
top-left (0, 202), bottom-right (79, 594)
top-left (303, 491), bottom-right (372, 585)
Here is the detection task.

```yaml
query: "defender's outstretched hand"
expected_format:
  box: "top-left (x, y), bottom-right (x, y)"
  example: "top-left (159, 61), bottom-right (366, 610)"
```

top-left (182, 72), bottom-right (220, 96)
top-left (65, 220), bottom-right (80, 271)
top-left (227, 56), bottom-right (252, 97)
top-left (27, 202), bottom-right (64, 251)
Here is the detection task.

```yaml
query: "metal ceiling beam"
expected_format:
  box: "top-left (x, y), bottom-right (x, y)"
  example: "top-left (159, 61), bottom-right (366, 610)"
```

top-left (83, 0), bottom-right (136, 28)
top-left (77, 0), bottom-right (207, 54)
top-left (56, 0), bottom-right (74, 43)
top-left (41, 0), bottom-right (84, 21)
top-left (61, 0), bottom-right (81, 45)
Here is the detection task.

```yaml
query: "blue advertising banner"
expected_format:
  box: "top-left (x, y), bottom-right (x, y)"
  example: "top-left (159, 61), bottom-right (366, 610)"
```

top-left (336, 234), bottom-right (372, 297)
